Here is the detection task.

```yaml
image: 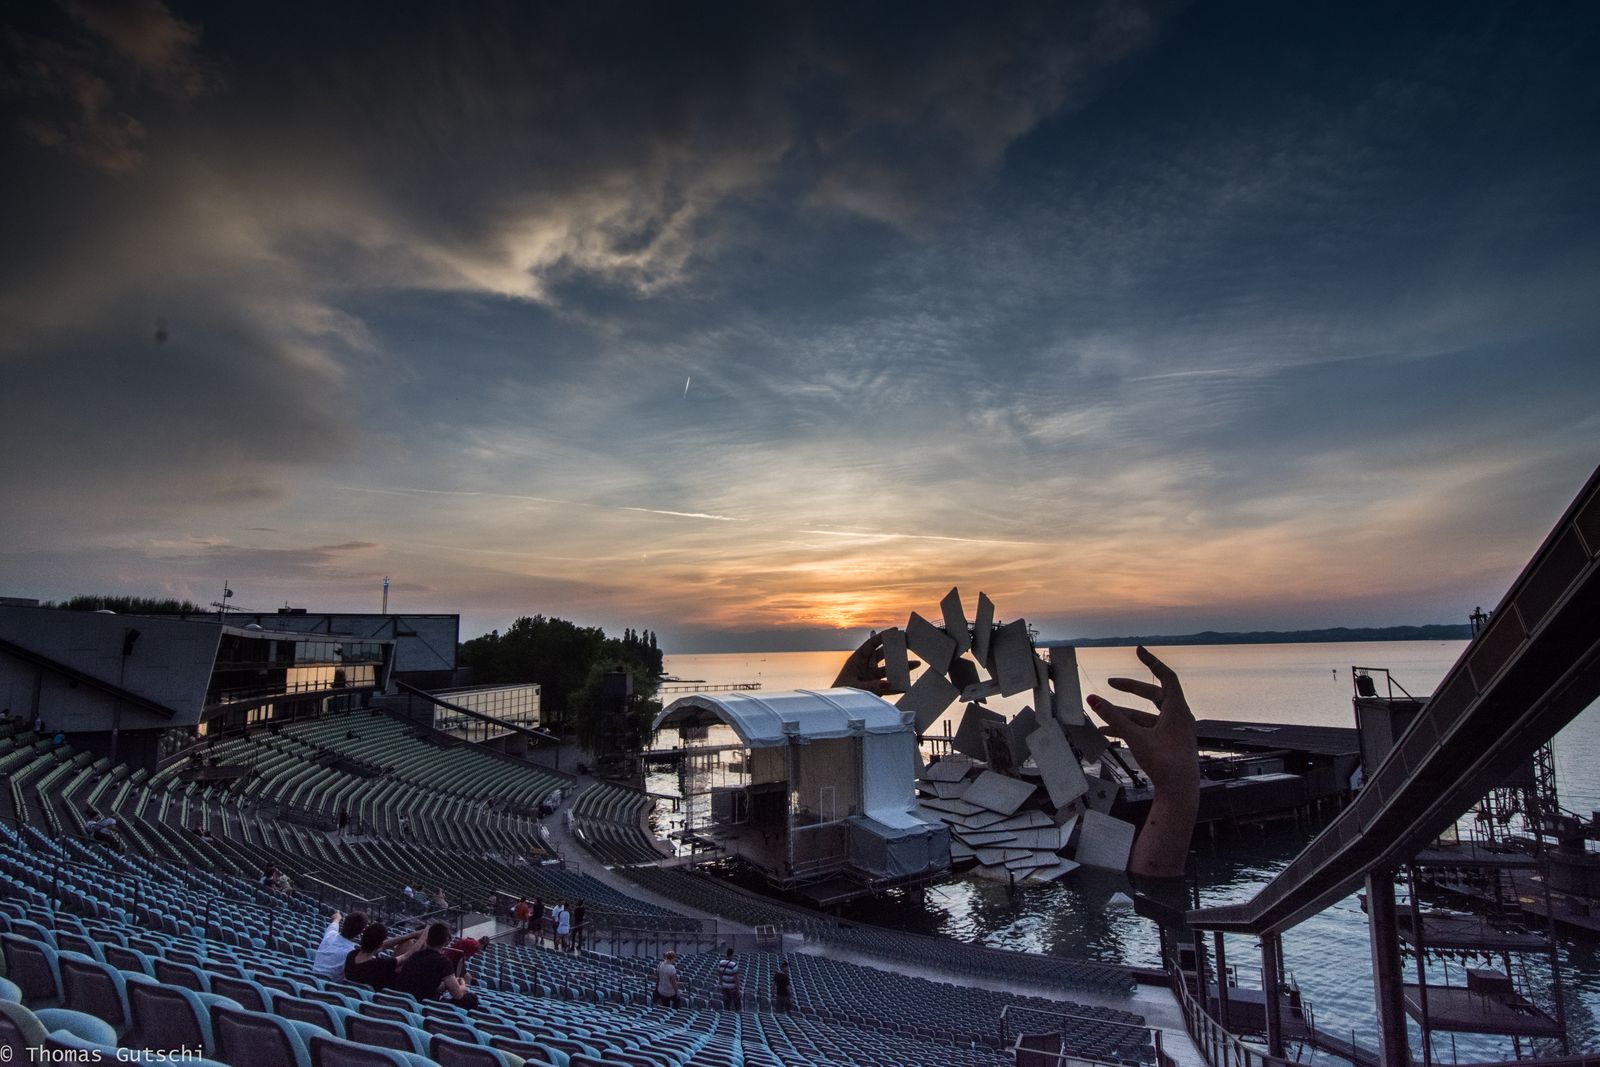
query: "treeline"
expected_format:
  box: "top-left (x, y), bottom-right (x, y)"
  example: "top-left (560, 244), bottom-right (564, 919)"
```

top-left (49, 595), bottom-right (207, 614)
top-left (458, 615), bottom-right (664, 754)
top-left (1047, 624), bottom-right (1473, 648)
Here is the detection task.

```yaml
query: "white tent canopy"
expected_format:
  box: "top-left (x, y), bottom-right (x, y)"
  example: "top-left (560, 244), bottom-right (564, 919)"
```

top-left (654, 687), bottom-right (912, 747)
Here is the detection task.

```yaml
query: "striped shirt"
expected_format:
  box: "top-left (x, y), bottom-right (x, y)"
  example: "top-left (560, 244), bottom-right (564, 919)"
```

top-left (715, 958), bottom-right (740, 989)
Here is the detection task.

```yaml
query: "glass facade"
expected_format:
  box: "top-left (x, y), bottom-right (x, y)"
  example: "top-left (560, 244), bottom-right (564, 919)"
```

top-left (203, 627), bottom-right (393, 728)
top-left (431, 683), bottom-right (541, 741)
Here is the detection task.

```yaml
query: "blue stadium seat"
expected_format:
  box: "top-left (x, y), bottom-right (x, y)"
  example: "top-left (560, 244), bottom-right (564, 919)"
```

top-left (0, 933), bottom-right (62, 1006)
top-left (57, 951), bottom-right (131, 1037)
top-left (123, 972), bottom-right (238, 1054)
top-left (154, 957), bottom-right (210, 990)
top-left (308, 1032), bottom-right (437, 1067)
top-left (275, 994), bottom-right (344, 1034)
top-left (431, 1032), bottom-right (527, 1067)
top-left (343, 1013), bottom-right (431, 1055)
top-left (210, 973), bottom-right (273, 1011)
top-left (102, 943), bottom-right (154, 974)
top-left (0, 1000), bottom-right (119, 1050)
top-left (211, 1003), bottom-right (320, 1067)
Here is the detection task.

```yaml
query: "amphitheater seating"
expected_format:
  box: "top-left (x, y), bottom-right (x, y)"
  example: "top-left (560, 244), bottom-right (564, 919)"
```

top-left (0, 812), bottom-right (1156, 1066)
top-left (4, 715), bottom-right (687, 932)
top-left (618, 868), bottom-right (1135, 998)
top-left (570, 784), bottom-right (668, 867)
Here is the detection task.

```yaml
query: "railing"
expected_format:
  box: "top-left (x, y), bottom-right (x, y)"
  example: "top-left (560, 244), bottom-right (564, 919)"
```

top-left (998, 1004), bottom-right (1163, 1066)
top-left (1169, 960), bottom-right (1302, 1067)
top-left (300, 873), bottom-right (389, 922)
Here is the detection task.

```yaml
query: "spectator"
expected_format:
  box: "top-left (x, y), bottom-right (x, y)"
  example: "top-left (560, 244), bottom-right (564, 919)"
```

top-left (272, 870), bottom-right (292, 895)
top-left (772, 961), bottom-right (792, 1012)
top-left (312, 911), bottom-right (367, 979)
top-left (714, 946), bottom-right (742, 1010)
top-left (189, 822), bottom-right (211, 840)
top-left (654, 950), bottom-right (681, 1008)
top-left (512, 898), bottom-right (530, 944)
top-left (527, 897), bottom-right (544, 948)
top-left (345, 924), bottom-right (432, 991)
top-left (51, 731), bottom-right (65, 749)
top-left (337, 808), bottom-right (350, 836)
top-left (432, 886), bottom-right (448, 910)
top-left (572, 900), bottom-right (586, 951)
top-left (554, 901), bottom-right (572, 952)
top-left (31, 713), bottom-right (43, 733)
top-left (441, 936), bottom-right (481, 973)
top-left (0, 708), bottom-right (10, 723)
top-left (82, 809), bottom-right (119, 849)
top-left (394, 922), bottom-right (478, 1009)
top-left (260, 866), bottom-right (279, 889)
top-left (402, 884), bottom-right (416, 910)
top-left (399, 814), bottom-right (412, 837)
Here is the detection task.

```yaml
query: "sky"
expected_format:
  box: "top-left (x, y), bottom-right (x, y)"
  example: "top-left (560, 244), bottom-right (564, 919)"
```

top-left (2, 1), bottom-right (1598, 652)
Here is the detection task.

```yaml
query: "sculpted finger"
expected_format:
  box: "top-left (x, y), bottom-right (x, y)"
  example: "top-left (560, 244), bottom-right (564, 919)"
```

top-left (1107, 677), bottom-right (1163, 705)
top-left (1136, 645), bottom-right (1188, 706)
top-left (1086, 695), bottom-right (1154, 736)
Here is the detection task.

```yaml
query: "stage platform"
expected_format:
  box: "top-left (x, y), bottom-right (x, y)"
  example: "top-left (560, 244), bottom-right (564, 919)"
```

top-left (1402, 984), bottom-right (1563, 1037)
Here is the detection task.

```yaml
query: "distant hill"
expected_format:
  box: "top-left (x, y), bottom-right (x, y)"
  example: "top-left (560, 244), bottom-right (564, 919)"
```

top-left (1041, 624), bottom-right (1473, 648)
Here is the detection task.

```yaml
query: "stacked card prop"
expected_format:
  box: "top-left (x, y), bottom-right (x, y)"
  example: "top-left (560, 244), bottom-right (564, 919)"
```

top-left (894, 588), bottom-right (1139, 883)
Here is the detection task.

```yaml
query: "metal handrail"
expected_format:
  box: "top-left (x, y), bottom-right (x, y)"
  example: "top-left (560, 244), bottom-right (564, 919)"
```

top-left (1168, 957), bottom-right (1303, 1067)
top-left (998, 1003), bottom-right (1161, 1062)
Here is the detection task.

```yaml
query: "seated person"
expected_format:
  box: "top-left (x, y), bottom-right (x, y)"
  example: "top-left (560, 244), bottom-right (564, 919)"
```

top-left (344, 923), bottom-right (429, 991)
top-left (834, 636), bottom-right (1199, 879)
top-left (82, 808), bottom-right (119, 848)
top-left (312, 910), bottom-right (367, 979)
top-left (441, 936), bottom-right (481, 971)
top-left (393, 922), bottom-right (478, 1009)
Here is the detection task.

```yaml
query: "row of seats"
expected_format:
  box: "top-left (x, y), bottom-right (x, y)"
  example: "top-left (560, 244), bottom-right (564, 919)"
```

top-left (570, 785), bottom-right (669, 867)
top-left (618, 868), bottom-right (1136, 997)
top-left (474, 940), bottom-right (1150, 1060)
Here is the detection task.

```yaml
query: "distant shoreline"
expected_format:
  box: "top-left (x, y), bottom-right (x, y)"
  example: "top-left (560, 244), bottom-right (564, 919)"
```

top-left (1040, 624), bottom-right (1472, 648)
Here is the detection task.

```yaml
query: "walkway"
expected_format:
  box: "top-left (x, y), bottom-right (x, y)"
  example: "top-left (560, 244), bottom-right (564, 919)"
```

top-left (542, 773), bottom-right (756, 936)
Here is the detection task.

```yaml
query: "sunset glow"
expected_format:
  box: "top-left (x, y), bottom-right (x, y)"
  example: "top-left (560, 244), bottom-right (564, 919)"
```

top-left (2, 3), bottom-right (1597, 650)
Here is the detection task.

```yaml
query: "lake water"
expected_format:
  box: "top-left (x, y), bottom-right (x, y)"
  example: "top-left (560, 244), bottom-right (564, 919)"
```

top-left (660, 642), bottom-right (1600, 1062)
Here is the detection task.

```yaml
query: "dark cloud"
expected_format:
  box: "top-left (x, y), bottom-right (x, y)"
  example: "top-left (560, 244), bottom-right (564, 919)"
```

top-left (4, 0), bottom-right (212, 171)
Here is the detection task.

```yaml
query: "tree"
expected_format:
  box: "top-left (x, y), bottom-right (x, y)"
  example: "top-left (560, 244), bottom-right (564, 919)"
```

top-left (569, 643), bottom-right (662, 757)
top-left (52, 595), bottom-right (205, 615)
top-left (458, 615), bottom-right (607, 725)
top-left (457, 616), bottom-right (664, 745)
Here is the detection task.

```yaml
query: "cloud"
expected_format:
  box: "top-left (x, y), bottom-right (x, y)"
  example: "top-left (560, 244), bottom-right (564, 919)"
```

top-left (1, 2), bottom-right (1596, 648)
top-left (4, 0), bottom-right (212, 172)
top-left (62, 0), bottom-right (210, 97)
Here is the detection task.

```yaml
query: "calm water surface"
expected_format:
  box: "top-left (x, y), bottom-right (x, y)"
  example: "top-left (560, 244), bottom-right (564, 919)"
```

top-left (661, 642), bottom-right (1600, 1062)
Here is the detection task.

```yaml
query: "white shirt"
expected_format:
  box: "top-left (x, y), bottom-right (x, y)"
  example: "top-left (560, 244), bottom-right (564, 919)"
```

top-left (555, 907), bottom-right (571, 934)
top-left (312, 919), bottom-right (356, 978)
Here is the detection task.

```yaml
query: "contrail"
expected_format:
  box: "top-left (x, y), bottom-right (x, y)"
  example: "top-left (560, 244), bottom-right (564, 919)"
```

top-left (332, 484), bottom-right (741, 523)
top-left (683, 376), bottom-right (692, 398)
